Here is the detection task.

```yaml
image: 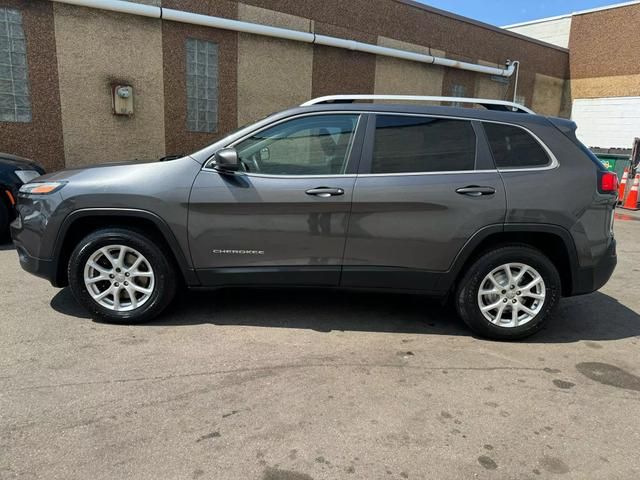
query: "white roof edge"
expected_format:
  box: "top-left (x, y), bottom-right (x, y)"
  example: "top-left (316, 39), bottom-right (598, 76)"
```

top-left (502, 0), bottom-right (640, 29)
top-left (301, 95), bottom-right (536, 114)
top-left (502, 13), bottom-right (572, 29)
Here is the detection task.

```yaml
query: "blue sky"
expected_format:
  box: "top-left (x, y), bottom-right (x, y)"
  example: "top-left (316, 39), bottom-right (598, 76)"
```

top-left (415, 0), bottom-right (626, 26)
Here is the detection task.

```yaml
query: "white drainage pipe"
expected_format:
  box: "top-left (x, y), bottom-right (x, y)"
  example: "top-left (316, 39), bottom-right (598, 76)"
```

top-left (52, 0), bottom-right (517, 77)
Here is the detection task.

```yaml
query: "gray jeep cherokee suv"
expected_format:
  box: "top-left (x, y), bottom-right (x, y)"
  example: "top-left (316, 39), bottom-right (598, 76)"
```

top-left (11, 96), bottom-right (618, 340)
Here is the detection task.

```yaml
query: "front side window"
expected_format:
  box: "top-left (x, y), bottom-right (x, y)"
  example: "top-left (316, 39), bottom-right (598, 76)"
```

top-left (372, 115), bottom-right (476, 174)
top-left (186, 38), bottom-right (218, 133)
top-left (234, 114), bottom-right (359, 175)
top-left (483, 123), bottom-right (550, 169)
top-left (0, 8), bottom-right (31, 123)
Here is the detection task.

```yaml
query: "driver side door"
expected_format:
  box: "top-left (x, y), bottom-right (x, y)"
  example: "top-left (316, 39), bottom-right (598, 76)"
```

top-left (188, 113), bottom-right (365, 287)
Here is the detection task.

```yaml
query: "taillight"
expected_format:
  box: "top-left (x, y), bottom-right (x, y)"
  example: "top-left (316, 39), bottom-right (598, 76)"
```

top-left (598, 171), bottom-right (618, 194)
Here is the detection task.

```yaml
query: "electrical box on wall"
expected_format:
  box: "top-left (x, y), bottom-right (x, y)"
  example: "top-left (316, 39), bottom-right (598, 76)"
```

top-left (111, 85), bottom-right (133, 116)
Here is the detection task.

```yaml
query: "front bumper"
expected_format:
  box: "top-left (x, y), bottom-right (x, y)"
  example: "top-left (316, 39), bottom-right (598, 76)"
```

top-left (10, 193), bottom-right (65, 287)
top-left (571, 238), bottom-right (617, 296)
top-left (13, 242), bottom-right (57, 284)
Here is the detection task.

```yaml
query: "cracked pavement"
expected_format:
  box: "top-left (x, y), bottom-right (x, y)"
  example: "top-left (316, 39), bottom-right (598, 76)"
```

top-left (1, 212), bottom-right (640, 479)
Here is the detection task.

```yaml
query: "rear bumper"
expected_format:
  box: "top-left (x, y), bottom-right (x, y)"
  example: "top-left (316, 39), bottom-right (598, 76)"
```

top-left (571, 239), bottom-right (617, 296)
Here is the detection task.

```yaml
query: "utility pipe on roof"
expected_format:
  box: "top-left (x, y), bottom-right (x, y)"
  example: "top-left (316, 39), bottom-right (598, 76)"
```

top-left (52, 0), bottom-right (517, 78)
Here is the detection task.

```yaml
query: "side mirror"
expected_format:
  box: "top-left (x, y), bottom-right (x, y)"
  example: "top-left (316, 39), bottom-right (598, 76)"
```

top-left (213, 147), bottom-right (240, 172)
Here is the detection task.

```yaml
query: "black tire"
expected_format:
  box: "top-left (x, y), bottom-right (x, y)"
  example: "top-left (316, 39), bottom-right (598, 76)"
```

top-left (455, 244), bottom-right (561, 340)
top-left (68, 228), bottom-right (177, 324)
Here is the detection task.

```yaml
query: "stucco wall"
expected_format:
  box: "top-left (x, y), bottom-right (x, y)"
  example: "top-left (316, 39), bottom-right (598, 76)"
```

top-left (239, 0), bottom-right (569, 81)
top-left (532, 73), bottom-right (565, 116)
top-left (569, 3), bottom-right (640, 80)
top-left (53, 3), bottom-right (165, 166)
top-left (569, 74), bottom-right (640, 100)
top-left (236, 4), bottom-right (312, 125)
top-left (474, 60), bottom-right (508, 100)
top-left (374, 37), bottom-right (444, 96)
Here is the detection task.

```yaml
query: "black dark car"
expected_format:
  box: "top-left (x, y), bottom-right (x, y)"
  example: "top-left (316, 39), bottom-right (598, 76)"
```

top-left (0, 152), bottom-right (45, 239)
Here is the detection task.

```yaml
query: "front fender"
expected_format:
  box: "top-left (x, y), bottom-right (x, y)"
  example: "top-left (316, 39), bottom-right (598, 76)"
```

top-left (50, 208), bottom-right (199, 287)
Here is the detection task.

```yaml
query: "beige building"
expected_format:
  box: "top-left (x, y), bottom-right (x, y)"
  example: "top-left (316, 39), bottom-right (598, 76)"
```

top-left (504, 1), bottom-right (640, 150)
top-left (1, 0), bottom-right (574, 171)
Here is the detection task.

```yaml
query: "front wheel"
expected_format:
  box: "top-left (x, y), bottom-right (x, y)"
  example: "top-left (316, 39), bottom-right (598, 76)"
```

top-left (68, 228), bottom-right (177, 323)
top-left (455, 245), bottom-right (561, 340)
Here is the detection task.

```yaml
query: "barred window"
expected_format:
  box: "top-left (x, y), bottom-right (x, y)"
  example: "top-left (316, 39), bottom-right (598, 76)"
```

top-left (186, 39), bottom-right (218, 133)
top-left (0, 8), bottom-right (31, 123)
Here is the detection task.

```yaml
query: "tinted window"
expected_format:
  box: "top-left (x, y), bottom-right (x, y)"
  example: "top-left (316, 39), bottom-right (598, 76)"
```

top-left (235, 114), bottom-right (359, 175)
top-left (372, 116), bottom-right (476, 174)
top-left (483, 123), bottom-right (550, 168)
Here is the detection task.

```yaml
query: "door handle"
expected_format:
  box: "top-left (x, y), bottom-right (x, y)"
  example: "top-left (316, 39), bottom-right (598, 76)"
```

top-left (305, 187), bottom-right (345, 198)
top-left (455, 186), bottom-right (496, 197)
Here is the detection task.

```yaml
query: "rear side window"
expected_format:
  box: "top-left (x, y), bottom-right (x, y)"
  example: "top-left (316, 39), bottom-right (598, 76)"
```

top-left (372, 115), bottom-right (476, 174)
top-left (483, 123), bottom-right (550, 169)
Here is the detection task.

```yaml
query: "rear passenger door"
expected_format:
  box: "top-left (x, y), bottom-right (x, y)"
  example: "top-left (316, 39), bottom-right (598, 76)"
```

top-left (341, 113), bottom-right (506, 292)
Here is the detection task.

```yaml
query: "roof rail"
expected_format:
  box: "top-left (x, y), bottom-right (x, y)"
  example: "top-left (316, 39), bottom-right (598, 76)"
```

top-left (301, 95), bottom-right (535, 114)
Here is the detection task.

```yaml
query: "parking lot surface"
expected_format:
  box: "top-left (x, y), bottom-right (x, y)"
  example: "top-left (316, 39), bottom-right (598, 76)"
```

top-left (2, 213), bottom-right (640, 480)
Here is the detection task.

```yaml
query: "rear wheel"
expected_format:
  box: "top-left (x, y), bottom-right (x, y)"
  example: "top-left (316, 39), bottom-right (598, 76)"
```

top-left (455, 245), bottom-right (561, 340)
top-left (68, 228), bottom-right (176, 323)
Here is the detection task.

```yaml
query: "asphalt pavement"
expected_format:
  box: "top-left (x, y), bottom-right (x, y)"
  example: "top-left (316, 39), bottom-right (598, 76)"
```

top-left (2, 212), bottom-right (640, 479)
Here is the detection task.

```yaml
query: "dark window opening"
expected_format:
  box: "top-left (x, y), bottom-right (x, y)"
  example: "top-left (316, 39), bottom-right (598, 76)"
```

top-left (372, 115), bottom-right (476, 174)
top-left (483, 123), bottom-right (550, 169)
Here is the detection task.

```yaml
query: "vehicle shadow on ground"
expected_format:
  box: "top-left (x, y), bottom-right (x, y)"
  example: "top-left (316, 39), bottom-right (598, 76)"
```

top-left (50, 287), bottom-right (640, 343)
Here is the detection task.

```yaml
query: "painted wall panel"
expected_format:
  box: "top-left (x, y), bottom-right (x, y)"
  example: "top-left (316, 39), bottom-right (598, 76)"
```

top-left (53, 3), bottom-right (165, 166)
top-left (374, 37), bottom-right (444, 96)
top-left (237, 4), bottom-right (312, 125)
top-left (532, 73), bottom-right (565, 116)
top-left (506, 17), bottom-right (572, 48)
top-left (572, 97), bottom-right (640, 149)
top-left (474, 60), bottom-right (508, 100)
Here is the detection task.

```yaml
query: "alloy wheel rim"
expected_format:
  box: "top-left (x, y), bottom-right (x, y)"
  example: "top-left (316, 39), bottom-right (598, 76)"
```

top-left (83, 244), bottom-right (155, 312)
top-left (477, 262), bottom-right (546, 328)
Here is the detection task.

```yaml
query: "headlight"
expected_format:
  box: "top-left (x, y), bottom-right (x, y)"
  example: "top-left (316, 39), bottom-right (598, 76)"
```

top-left (14, 169), bottom-right (41, 184)
top-left (19, 181), bottom-right (66, 195)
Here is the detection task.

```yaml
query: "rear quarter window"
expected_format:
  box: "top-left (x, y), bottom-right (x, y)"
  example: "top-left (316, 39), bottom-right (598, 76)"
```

top-left (483, 123), bottom-right (551, 169)
top-left (372, 115), bottom-right (476, 174)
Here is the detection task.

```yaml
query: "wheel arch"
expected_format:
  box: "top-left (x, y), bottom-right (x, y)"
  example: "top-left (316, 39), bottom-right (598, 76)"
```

top-left (51, 208), bottom-right (198, 288)
top-left (446, 224), bottom-right (578, 297)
